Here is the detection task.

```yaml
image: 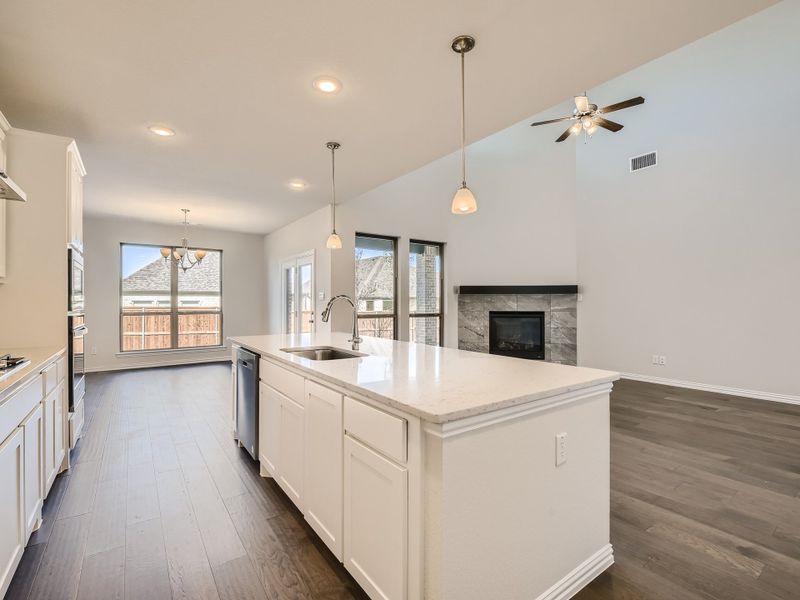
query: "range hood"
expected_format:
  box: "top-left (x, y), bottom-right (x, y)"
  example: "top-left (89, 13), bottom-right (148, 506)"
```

top-left (0, 171), bottom-right (27, 202)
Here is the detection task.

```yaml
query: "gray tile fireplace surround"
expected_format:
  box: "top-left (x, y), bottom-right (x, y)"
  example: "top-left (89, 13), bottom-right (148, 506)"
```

top-left (457, 293), bottom-right (578, 365)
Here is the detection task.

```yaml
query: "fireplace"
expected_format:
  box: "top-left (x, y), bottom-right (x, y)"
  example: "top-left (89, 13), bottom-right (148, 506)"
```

top-left (489, 311), bottom-right (545, 360)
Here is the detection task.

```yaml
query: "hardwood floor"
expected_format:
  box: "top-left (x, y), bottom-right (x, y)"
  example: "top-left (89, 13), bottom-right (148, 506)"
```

top-left (6, 365), bottom-right (800, 599)
top-left (576, 379), bottom-right (800, 600)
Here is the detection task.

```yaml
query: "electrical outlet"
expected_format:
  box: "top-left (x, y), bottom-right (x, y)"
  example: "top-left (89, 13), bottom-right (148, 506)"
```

top-left (652, 354), bottom-right (659, 365)
top-left (91, 346), bottom-right (97, 355)
top-left (555, 432), bottom-right (567, 466)
top-left (318, 290), bottom-right (325, 301)
top-left (658, 355), bottom-right (667, 366)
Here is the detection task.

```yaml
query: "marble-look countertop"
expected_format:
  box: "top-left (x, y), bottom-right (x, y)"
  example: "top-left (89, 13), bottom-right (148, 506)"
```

top-left (0, 346), bottom-right (66, 405)
top-left (229, 333), bottom-right (619, 423)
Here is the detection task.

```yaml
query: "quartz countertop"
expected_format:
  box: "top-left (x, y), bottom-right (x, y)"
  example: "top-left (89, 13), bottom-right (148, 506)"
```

top-left (229, 333), bottom-right (618, 423)
top-left (0, 345), bottom-right (67, 405)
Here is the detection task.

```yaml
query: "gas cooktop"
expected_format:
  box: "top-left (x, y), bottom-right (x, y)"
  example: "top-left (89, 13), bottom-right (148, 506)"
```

top-left (0, 354), bottom-right (31, 381)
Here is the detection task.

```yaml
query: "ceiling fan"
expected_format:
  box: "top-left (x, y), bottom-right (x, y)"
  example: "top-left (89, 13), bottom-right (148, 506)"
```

top-left (530, 95), bottom-right (644, 142)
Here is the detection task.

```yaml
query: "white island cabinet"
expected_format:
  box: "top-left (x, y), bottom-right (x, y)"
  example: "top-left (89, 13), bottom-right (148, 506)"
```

top-left (231, 333), bottom-right (619, 600)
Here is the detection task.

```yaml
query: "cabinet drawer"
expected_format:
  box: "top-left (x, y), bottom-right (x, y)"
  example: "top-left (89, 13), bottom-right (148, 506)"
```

top-left (42, 362), bottom-right (58, 396)
top-left (0, 376), bottom-right (43, 444)
top-left (260, 359), bottom-right (304, 405)
top-left (56, 356), bottom-right (67, 383)
top-left (344, 397), bottom-right (407, 464)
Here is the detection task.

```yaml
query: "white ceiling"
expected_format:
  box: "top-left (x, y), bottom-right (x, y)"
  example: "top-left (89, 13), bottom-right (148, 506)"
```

top-left (0, 0), bottom-right (775, 234)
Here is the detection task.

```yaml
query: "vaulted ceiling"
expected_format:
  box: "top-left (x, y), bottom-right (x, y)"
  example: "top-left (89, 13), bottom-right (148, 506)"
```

top-left (0, 0), bottom-right (776, 233)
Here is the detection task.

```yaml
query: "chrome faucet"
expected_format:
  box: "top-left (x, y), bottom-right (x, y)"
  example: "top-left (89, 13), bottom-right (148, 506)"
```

top-left (321, 294), bottom-right (363, 350)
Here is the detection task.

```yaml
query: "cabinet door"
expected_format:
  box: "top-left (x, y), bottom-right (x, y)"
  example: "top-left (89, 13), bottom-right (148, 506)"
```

top-left (278, 395), bottom-right (305, 509)
top-left (304, 381), bottom-right (343, 558)
top-left (344, 435), bottom-right (407, 600)
top-left (231, 362), bottom-right (237, 434)
top-left (0, 428), bottom-right (25, 599)
top-left (258, 383), bottom-right (281, 477)
top-left (22, 405), bottom-right (43, 537)
top-left (42, 388), bottom-right (56, 493)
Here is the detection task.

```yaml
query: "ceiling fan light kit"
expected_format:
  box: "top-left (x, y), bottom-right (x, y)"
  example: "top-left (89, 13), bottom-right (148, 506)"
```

top-left (451, 34), bottom-right (478, 215)
top-left (531, 95), bottom-right (645, 142)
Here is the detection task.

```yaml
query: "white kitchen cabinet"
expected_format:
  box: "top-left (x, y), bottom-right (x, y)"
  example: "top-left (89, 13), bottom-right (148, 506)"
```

top-left (258, 382), bottom-right (281, 476)
top-left (344, 435), bottom-right (408, 600)
top-left (66, 143), bottom-right (84, 252)
top-left (0, 427), bottom-right (25, 599)
top-left (278, 394), bottom-right (305, 508)
top-left (230, 359), bottom-right (237, 434)
top-left (21, 404), bottom-right (43, 538)
top-left (304, 380), bottom-right (343, 559)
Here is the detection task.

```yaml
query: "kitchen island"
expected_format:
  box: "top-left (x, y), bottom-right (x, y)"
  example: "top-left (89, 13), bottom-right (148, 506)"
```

top-left (229, 332), bottom-right (619, 600)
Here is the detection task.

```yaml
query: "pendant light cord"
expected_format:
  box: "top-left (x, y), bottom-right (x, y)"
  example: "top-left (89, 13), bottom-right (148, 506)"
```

top-left (330, 145), bottom-right (337, 233)
top-left (460, 51), bottom-right (466, 187)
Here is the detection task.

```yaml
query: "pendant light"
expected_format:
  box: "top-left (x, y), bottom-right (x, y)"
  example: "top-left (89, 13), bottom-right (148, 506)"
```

top-left (451, 35), bottom-right (477, 215)
top-left (325, 141), bottom-right (343, 249)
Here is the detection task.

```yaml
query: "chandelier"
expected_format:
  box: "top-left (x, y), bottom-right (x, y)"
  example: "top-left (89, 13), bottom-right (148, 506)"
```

top-left (160, 209), bottom-right (207, 272)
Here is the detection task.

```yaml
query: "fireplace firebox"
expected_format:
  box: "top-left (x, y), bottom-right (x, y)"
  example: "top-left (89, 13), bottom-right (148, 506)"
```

top-left (489, 311), bottom-right (545, 360)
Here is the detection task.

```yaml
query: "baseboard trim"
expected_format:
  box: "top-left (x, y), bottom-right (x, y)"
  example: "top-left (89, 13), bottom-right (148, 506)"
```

top-left (621, 373), bottom-right (800, 406)
top-left (536, 544), bottom-right (614, 600)
top-left (86, 355), bottom-right (230, 373)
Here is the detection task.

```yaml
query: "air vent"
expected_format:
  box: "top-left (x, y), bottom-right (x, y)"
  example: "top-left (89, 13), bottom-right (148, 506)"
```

top-left (630, 151), bottom-right (657, 172)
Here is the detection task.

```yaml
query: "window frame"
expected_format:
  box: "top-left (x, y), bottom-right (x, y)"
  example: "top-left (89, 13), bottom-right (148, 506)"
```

top-left (354, 232), bottom-right (399, 340)
top-left (408, 238), bottom-right (445, 346)
top-left (119, 242), bottom-right (224, 353)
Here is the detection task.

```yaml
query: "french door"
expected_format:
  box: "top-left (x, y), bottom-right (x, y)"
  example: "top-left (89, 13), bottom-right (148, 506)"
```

top-left (282, 252), bottom-right (315, 335)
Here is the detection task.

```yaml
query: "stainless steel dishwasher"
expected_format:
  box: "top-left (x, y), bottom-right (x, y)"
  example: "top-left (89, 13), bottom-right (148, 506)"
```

top-left (235, 347), bottom-right (259, 460)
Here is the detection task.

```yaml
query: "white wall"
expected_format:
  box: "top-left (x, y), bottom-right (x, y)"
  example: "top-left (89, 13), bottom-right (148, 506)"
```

top-left (84, 214), bottom-right (266, 371)
top-left (576, 1), bottom-right (800, 398)
top-left (263, 105), bottom-right (578, 346)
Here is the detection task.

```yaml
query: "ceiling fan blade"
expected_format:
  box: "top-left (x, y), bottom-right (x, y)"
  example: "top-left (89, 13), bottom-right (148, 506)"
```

top-left (595, 117), bottom-right (624, 132)
top-left (555, 126), bottom-right (576, 142)
top-left (530, 116), bottom-right (573, 127)
top-left (598, 96), bottom-right (644, 114)
top-left (574, 95), bottom-right (590, 113)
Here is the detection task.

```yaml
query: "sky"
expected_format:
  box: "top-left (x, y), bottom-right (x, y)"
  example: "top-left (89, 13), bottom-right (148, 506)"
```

top-left (121, 244), bottom-right (162, 278)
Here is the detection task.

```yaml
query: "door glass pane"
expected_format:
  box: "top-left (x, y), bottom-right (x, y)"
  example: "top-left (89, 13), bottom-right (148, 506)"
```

top-left (355, 235), bottom-right (396, 339)
top-left (285, 265), bottom-right (297, 334)
top-left (299, 262), bottom-right (313, 333)
top-left (409, 316), bottom-right (440, 346)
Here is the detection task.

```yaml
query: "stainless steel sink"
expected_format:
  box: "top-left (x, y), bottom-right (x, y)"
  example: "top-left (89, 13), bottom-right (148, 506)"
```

top-left (280, 346), bottom-right (366, 361)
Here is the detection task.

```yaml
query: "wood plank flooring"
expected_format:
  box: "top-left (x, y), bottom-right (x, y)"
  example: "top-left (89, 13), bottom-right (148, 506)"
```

top-left (6, 365), bottom-right (800, 600)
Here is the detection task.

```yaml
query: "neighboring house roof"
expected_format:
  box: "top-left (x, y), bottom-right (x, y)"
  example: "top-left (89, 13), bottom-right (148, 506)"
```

top-left (356, 255), bottom-right (394, 300)
top-left (122, 251), bottom-right (220, 294)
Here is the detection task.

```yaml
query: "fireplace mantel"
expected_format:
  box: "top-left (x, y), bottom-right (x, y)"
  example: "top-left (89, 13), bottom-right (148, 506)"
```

top-left (456, 285), bottom-right (578, 295)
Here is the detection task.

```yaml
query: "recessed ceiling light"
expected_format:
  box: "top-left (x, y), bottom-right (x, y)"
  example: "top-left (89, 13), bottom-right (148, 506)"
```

top-left (148, 125), bottom-right (175, 137)
top-left (288, 179), bottom-right (307, 190)
top-left (312, 77), bottom-right (342, 94)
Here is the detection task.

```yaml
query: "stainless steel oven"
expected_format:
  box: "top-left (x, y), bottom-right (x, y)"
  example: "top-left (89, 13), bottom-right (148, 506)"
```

top-left (68, 247), bottom-right (84, 314)
top-left (68, 313), bottom-right (87, 412)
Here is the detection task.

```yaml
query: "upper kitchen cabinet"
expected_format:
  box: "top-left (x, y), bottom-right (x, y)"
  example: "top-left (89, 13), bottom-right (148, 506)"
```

top-left (0, 129), bottom-right (86, 349)
top-left (66, 142), bottom-right (85, 253)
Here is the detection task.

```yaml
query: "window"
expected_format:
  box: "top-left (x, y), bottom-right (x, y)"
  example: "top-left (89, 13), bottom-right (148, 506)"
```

top-left (355, 234), bottom-right (397, 339)
top-left (409, 240), bottom-right (444, 346)
top-left (120, 243), bottom-right (222, 351)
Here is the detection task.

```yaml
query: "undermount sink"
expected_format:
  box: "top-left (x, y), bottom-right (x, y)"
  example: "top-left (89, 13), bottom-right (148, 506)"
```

top-left (280, 346), bottom-right (366, 361)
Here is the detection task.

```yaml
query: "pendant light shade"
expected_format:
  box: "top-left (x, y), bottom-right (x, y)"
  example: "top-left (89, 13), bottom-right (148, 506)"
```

top-left (451, 185), bottom-right (477, 214)
top-left (326, 232), bottom-right (342, 249)
top-left (451, 35), bottom-right (477, 215)
top-left (326, 141), bottom-right (342, 250)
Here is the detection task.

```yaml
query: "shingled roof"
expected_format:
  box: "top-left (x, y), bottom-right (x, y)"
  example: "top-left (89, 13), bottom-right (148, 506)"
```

top-left (122, 251), bottom-right (221, 294)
